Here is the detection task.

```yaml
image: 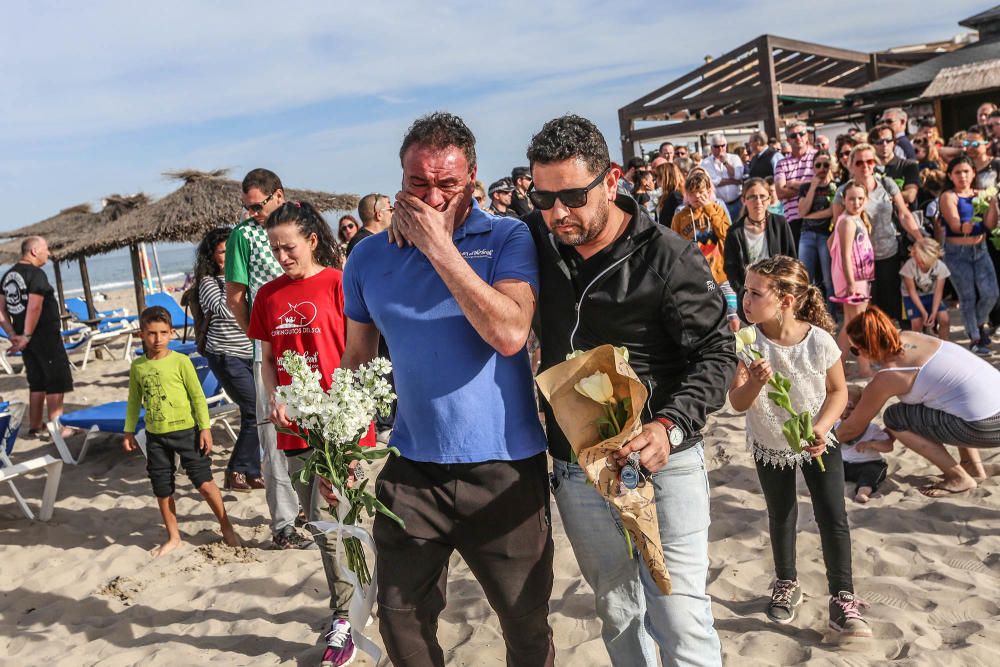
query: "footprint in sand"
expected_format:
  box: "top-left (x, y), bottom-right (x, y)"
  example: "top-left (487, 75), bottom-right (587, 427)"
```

top-left (927, 598), bottom-right (1000, 626)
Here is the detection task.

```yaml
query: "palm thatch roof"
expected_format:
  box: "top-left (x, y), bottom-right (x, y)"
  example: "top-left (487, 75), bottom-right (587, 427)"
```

top-left (922, 59), bottom-right (1000, 98)
top-left (0, 239), bottom-right (23, 265)
top-left (0, 204), bottom-right (98, 252)
top-left (59, 170), bottom-right (359, 261)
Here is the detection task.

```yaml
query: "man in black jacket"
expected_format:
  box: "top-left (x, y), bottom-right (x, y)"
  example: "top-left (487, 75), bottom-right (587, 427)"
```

top-left (524, 115), bottom-right (735, 667)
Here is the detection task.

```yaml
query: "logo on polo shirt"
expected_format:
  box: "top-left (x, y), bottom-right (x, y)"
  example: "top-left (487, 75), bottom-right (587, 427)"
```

top-left (273, 301), bottom-right (320, 335)
top-left (461, 248), bottom-right (493, 260)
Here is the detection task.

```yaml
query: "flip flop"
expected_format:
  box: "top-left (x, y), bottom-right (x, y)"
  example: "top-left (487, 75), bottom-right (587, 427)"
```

top-left (919, 483), bottom-right (974, 498)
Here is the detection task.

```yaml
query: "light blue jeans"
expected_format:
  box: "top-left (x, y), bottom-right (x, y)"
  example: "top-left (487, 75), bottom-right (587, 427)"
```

top-left (945, 242), bottom-right (999, 341)
top-left (798, 229), bottom-right (834, 302)
top-left (552, 444), bottom-right (721, 667)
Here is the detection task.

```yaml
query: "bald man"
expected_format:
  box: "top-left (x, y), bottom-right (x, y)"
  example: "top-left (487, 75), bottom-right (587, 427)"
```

top-left (0, 236), bottom-right (74, 435)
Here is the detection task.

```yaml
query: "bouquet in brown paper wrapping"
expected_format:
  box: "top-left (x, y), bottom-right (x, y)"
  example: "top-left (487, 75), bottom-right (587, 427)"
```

top-left (535, 344), bottom-right (672, 595)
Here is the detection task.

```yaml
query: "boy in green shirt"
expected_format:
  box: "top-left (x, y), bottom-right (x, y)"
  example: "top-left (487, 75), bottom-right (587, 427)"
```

top-left (123, 306), bottom-right (239, 557)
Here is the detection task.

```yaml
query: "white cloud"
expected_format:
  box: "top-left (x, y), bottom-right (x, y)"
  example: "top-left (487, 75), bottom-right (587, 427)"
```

top-left (0, 0), bottom-right (985, 227)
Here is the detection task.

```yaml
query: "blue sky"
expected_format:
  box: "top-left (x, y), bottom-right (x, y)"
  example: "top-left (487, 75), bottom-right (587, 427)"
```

top-left (1, 1), bottom-right (986, 230)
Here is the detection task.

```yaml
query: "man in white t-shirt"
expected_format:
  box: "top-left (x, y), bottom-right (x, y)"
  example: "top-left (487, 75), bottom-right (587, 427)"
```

top-left (700, 134), bottom-right (744, 222)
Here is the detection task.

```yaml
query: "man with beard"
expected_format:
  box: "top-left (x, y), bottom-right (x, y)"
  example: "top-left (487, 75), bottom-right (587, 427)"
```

top-left (335, 112), bottom-right (554, 666)
top-left (870, 124), bottom-right (919, 207)
top-left (524, 114), bottom-right (736, 666)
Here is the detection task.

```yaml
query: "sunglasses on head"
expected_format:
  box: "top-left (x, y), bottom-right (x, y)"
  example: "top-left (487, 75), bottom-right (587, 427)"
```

top-left (242, 191), bottom-right (276, 214)
top-left (528, 166), bottom-right (610, 210)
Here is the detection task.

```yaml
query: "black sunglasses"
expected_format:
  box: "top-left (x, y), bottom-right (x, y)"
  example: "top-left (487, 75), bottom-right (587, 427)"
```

top-left (242, 191), bottom-right (276, 214)
top-left (873, 138), bottom-right (894, 146)
top-left (786, 131), bottom-right (807, 139)
top-left (528, 166), bottom-right (610, 210)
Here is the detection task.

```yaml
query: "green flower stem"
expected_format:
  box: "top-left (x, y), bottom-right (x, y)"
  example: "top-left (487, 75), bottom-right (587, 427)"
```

top-left (606, 403), bottom-right (622, 435)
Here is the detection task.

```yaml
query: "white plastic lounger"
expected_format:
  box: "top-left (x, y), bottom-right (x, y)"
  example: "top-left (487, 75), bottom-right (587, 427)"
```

top-left (0, 403), bottom-right (63, 521)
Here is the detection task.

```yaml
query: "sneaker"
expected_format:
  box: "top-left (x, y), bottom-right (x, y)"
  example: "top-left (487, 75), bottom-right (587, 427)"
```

top-left (766, 579), bottom-right (802, 624)
top-left (981, 324), bottom-right (993, 346)
top-left (271, 525), bottom-right (314, 550)
top-left (321, 618), bottom-right (356, 667)
top-left (829, 591), bottom-right (872, 638)
top-left (971, 342), bottom-right (992, 357)
top-left (224, 471), bottom-right (252, 492)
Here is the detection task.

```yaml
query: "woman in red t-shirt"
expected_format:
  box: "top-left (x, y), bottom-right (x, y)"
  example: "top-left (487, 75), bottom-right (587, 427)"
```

top-left (247, 200), bottom-right (372, 659)
top-left (248, 200), bottom-right (375, 451)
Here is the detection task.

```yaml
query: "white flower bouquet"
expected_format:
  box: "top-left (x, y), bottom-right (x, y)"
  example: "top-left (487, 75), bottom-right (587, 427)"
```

top-left (273, 350), bottom-right (401, 583)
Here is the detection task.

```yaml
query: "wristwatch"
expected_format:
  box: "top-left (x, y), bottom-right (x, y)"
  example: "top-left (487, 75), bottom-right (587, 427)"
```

top-left (655, 417), bottom-right (685, 448)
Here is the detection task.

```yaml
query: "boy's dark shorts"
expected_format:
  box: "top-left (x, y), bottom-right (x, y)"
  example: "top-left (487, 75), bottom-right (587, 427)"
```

top-left (145, 427), bottom-right (213, 498)
top-left (23, 333), bottom-right (74, 394)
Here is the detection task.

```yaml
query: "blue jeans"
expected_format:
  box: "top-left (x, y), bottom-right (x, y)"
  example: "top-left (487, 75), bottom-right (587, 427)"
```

top-left (204, 351), bottom-right (261, 478)
top-left (945, 242), bottom-right (999, 341)
top-left (798, 230), bottom-right (834, 300)
top-left (552, 444), bottom-right (720, 667)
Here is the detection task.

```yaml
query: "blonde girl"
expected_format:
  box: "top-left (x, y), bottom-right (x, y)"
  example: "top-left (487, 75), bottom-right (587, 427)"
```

top-left (728, 256), bottom-right (869, 638)
top-left (899, 238), bottom-right (951, 339)
top-left (829, 179), bottom-right (876, 375)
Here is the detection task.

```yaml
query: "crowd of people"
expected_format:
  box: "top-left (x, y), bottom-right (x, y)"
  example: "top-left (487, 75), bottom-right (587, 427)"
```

top-left (3, 102), bottom-right (1000, 667)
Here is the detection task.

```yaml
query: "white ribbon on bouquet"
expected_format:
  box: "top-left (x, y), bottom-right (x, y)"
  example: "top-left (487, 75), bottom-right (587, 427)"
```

top-left (310, 483), bottom-right (383, 666)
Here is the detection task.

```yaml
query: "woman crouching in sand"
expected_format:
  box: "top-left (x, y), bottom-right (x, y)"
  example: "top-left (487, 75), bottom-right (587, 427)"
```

top-left (836, 307), bottom-right (1000, 497)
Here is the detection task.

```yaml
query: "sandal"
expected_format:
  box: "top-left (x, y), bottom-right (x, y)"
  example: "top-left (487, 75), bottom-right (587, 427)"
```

top-left (27, 428), bottom-right (50, 439)
top-left (919, 483), bottom-right (975, 498)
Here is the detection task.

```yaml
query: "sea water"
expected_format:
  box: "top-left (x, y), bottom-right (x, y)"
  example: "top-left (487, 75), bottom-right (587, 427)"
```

top-left (0, 242), bottom-right (198, 298)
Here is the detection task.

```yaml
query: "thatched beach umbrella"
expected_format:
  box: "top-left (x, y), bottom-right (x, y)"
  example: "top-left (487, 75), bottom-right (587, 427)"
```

top-left (1, 203), bottom-right (100, 316)
top-left (60, 170), bottom-right (359, 312)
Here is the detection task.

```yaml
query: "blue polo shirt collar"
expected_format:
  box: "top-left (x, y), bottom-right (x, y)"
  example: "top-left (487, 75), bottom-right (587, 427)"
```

top-left (453, 200), bottom-right (494, 241)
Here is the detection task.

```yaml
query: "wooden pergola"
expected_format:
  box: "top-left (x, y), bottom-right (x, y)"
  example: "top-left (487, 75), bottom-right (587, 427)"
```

top-left (617, 34), bottom-right (914, 160)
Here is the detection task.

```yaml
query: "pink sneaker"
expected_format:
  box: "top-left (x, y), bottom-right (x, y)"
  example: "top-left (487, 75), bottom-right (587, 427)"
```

top-left (321, 618), bottom-right (356, 666)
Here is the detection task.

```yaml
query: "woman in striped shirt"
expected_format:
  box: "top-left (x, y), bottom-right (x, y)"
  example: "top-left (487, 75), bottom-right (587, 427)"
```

top-left (195, 227), bottom-right (262, 492)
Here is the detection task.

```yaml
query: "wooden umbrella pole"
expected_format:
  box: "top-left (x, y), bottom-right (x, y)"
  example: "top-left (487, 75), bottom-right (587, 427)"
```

top-left (78, 257), bottom-right (97, 321)
top-left (52, 260), bottom-right (67, 316)
top-left (150, 243), bottom-right (165, 293)
top-left (129, 244), bottom-right (146, 312)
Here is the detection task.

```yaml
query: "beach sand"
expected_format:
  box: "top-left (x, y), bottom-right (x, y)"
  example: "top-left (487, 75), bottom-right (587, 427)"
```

top-left (2, 287), bottom-right (999, 665)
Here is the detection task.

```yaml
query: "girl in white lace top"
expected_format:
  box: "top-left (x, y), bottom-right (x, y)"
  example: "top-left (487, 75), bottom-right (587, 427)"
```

top-left (728, 256), bottom-right (868, 638)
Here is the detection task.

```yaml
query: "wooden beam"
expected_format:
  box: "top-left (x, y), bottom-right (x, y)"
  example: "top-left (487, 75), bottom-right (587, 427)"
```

top-left (129, 244), bottom-right (145, 314)
top-left (618, 107), bottom-right (637, 163)
top-left (52, 261), bottom-right (66, 316)
top-left (628, 111), bottom-right (764, 143)
top-left (621, 37), bottom-right (761, 112)
top-left (768, 35), bottom-right (870, 63)
top-left (866, 53), bottom-right (880, 83)
top-left (758, 36), bottom-right (781, 139)
top-left (632, 87), bottom-right (765, 118)
top-left (623, 55), bottom-right (759, 119)
top-left (775, 83), bottom-right (853, 100)
top-left (78, 257), bottom-right (96, 321)
top-left (797, 62), bottom-right (862, 87)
